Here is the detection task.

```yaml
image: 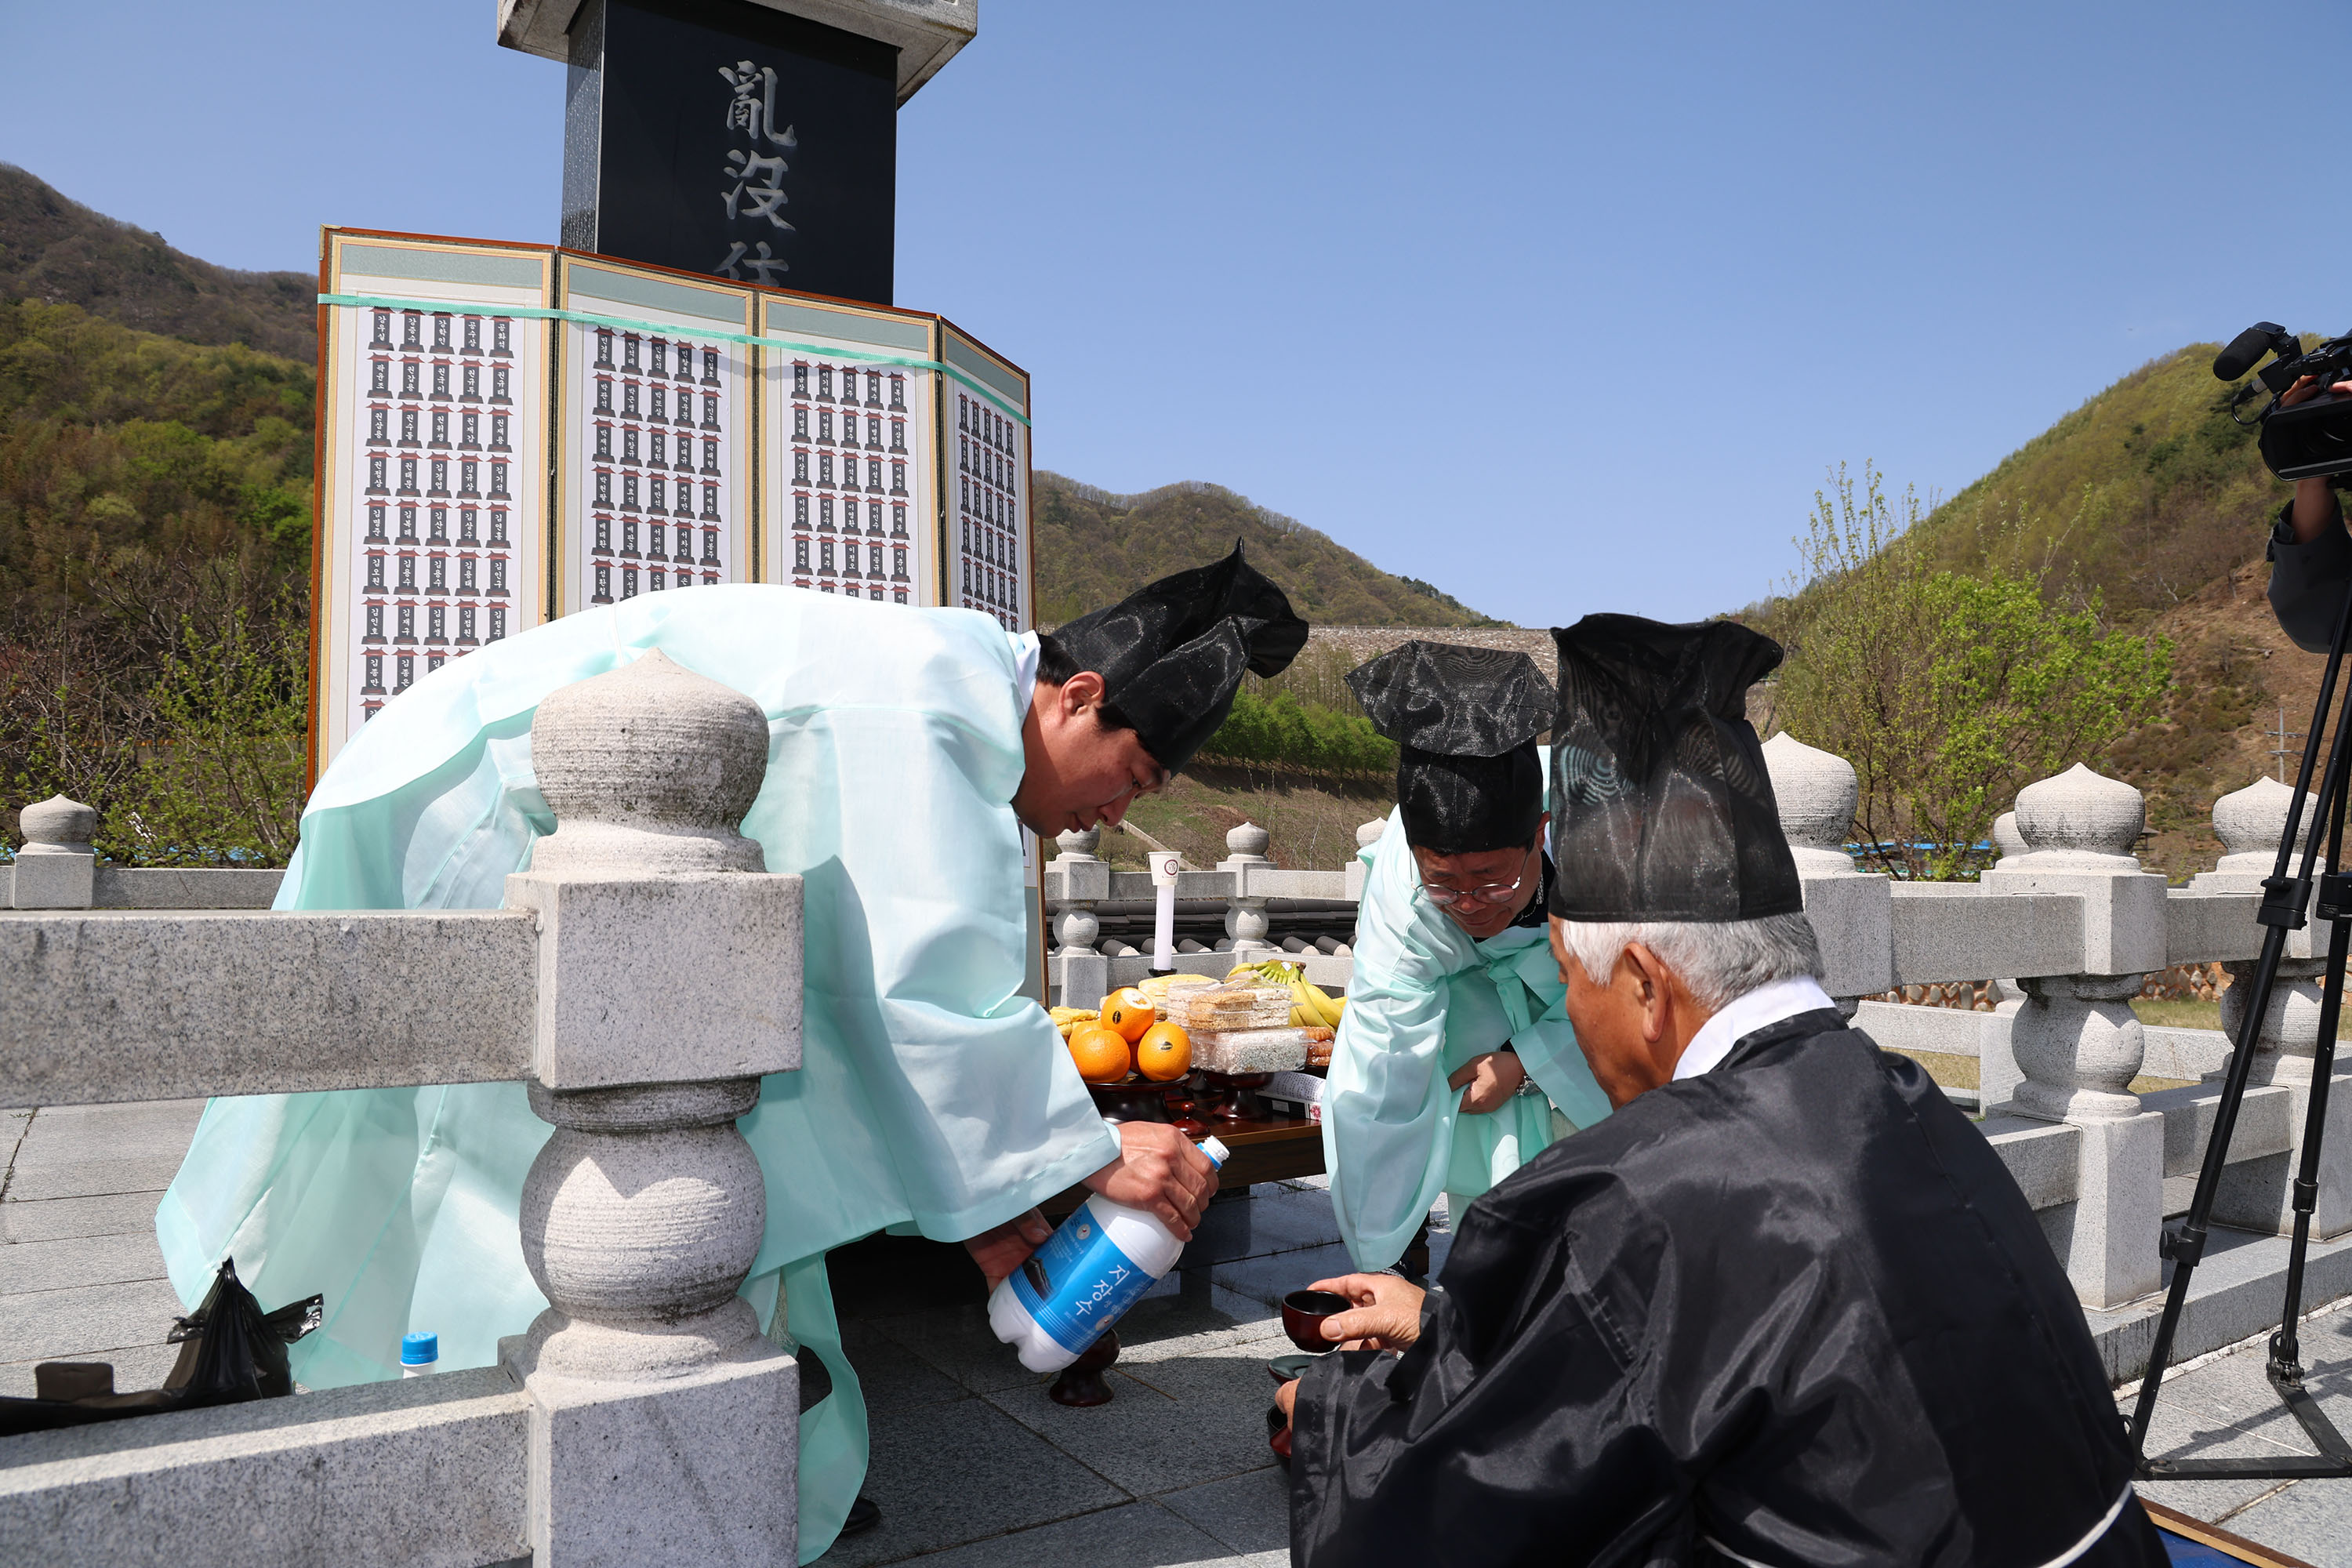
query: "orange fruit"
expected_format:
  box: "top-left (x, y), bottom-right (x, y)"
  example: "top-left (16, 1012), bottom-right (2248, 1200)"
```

top-left (1067, 1025), bottom-right (1133, 1084)
top-left (1134, 1022), bottom-right (1192, 1082)
top-left (1104, 987), bottom-right (1156, 1044)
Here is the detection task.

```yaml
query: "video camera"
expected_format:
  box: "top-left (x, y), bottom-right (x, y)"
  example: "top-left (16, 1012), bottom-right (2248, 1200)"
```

top-left (2214, 322), bottom-right (2352, 481)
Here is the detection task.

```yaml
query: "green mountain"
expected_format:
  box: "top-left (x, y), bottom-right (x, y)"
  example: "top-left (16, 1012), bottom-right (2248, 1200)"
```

top-left (1033, 472), bottom-right (1500, 627)
top-left (1904, 342), bottom-right (2328, 872)
top-left (1753, 342), bottom-right (2325, 877)
top-left (1905, 342), bottom-right (2279, 619)
top-left (0, 164), bottom-right (317, 365)
top-left (0, 293), bottom-right (316, 858)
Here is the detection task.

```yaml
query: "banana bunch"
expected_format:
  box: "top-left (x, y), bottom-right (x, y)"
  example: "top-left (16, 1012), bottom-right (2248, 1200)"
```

top-left (1227, 959), bottom-right (1347, 1029)
top-left (1049, 1006), bottom-right (1098, 1040)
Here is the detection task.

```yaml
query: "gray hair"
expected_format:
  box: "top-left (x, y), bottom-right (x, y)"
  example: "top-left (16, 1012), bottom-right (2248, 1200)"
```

top-left (1553, 913), bottom-right (1824, 1012)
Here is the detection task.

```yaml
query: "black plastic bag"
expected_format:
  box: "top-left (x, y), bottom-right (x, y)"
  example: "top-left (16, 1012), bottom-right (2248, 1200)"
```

top-left (0, 1258), bottom-right (321, 1436)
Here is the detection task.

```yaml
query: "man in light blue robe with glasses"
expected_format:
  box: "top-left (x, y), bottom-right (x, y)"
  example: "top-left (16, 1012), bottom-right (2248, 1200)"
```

top-left (1321, 641), bottom-right (1611, 1273)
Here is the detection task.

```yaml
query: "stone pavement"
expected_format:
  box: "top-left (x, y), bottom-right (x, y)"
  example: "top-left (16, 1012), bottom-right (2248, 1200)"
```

top-left (2129, 1306), bottom-right (2352, 1567)
top-left (810, 1175), bottom-right (1428, 1568)
top-left (8, 1099), bottom-right (2352, 1566)
top-left (0, 1099), bottom-right (205, 1399)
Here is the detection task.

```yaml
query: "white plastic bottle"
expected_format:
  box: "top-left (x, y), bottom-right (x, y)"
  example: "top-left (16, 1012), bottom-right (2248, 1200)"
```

top-left (988, 1136), bottom-right (1229, 1373)
top-left (400, 1331), bottom-right (438, 1377)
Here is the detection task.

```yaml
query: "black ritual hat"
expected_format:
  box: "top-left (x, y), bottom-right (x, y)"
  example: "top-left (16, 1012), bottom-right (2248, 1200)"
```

top-left (1548, 614), bottom-right (1801, 921)
top-left (1347, 641), bottom-right (1555, 855)
top-left (1052, 543), bottom-right (1308, 773)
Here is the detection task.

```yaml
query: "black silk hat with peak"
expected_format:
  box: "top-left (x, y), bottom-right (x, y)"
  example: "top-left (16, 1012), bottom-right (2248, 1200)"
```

top-left (1346, 641), bottom-right (1555, 855)
top-left (1548, 614), bottom-right (1802, 921)
top-left (1052, 544), bottom-right (1308, 772)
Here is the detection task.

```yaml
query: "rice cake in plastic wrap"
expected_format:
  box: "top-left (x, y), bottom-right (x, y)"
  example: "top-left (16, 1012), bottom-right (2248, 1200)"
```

top-left (1190, 1025), bottom-right (1334, 1075)
top-left (1138, 972), bottom-right (1217, 1005)
top-left (1164, 984), bottom-right (1293, 1031)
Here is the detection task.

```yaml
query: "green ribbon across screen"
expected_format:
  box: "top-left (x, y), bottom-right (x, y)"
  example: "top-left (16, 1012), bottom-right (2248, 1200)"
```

top-left (316, 292), bottom-right (1030, 426)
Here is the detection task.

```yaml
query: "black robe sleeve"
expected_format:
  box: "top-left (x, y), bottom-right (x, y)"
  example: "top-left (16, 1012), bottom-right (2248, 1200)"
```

top-left (1288, 1016), bottom-right (2172, 1568)
top-left (1290, 1172), bottom-right (1696, 1565)
top-left (2267, 495), bottom-right (2352, 654)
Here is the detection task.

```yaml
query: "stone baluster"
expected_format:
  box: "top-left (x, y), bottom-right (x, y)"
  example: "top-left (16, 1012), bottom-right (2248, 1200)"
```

top-left (1049, 827), bottom-right (1109, 1009)
top-left (10, 793), bottom-right (97, 909)
top-left (1979, 761), bottom-right (2168, 1307)
top-left (1761, 733), bottom-right (1889, 1015)
top-left (1050, 828), bottom-right (1104, 953)
top-left (2185, 776), bottom-right (2348, 1239)
top-left (2194, 775), bottom-right (2325, 1086)
top-left (1220, 821), bottom-right (1275, 958)
top-left (1991, 810), bottom-right (2027, 869)
top-left (497, 651), bottom-right (805, 1566)
top-left (1344, 817), bottom-right (1385, 903)
top-left (1978, 811), bottom-right (2031, 1011)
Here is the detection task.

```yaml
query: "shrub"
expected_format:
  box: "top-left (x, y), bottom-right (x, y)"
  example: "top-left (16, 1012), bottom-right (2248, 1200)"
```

top-left (1196, 690), bottom-right (1396, 778)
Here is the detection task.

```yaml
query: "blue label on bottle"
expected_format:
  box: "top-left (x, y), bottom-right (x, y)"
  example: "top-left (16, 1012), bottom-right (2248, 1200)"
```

top-left (1007, 1200), bottom-right (1155, 1356)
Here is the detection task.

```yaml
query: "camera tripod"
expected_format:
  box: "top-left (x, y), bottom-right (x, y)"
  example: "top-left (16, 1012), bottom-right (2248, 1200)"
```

top-left (2126, 578), bottom-right (2352, 1483)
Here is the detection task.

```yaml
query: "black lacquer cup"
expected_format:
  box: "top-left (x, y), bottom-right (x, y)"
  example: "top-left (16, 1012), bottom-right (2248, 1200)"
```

top-left (1281, 1289), bottom-right (1350, 1353)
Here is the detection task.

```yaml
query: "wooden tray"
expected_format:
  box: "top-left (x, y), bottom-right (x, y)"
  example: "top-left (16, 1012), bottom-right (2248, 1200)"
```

top-left (2140, 1499), bottom-right (2317, 1567)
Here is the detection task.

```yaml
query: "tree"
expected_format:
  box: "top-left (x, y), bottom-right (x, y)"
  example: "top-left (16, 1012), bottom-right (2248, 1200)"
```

top-left (105, 606), bottom-right (308, 865)
top-left (1769, 463), bottom-right (2172, 879)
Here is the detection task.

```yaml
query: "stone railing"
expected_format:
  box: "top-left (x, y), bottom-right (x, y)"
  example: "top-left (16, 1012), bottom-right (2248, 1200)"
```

top-left (1780, 738), bottom-right (2350, 1317)
top-left (1044, 818), bottom-right (1374, 1006)
top-left (3, 795), bottom-right (285, 910)
top-left (1050, 740), bottom-right (2352, 1323)
top-left (0, 652), bottom-right (805, 1568)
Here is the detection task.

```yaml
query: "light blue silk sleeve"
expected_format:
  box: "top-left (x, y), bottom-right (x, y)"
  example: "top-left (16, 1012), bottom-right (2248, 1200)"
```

top-left (1494, 940), bottom-right (1613, 1132)
top-left (1319, 806), bottom-right (1483, 1271)
top-left (1319, 793), bottom-right (1613, 1272)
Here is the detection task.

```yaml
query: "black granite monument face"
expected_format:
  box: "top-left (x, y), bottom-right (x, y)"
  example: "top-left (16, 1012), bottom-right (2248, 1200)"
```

top-left (563, 0), bottom-right (896, 304)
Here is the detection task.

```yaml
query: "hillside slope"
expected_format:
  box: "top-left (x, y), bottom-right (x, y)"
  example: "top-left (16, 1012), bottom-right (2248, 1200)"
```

top-left (1903, 340), bottom-right (2341, 876)
top-left (2115, 552), bottom-right (2321, 877)
top-left (1751, 340), bottom-right (2328, 879)
top-left (1033, 472), bottom-right (1500, 627)
top-left (0, 165), bottom-right (316, 364)
top-left (1907, 342), bottom-right (2283, 619)
top-left (0, 298), bottom-right (315, 615)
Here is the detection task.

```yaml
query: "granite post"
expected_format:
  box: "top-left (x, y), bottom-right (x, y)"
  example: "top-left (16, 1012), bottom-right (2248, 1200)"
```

top-left (9, 794), bottom-right (97, 910)
top-left (2184, 776), bottom-right (2351, 1240)
top-left (497, 650), bottom-right (805, 1568)
top-left (1219, 821), bottom-right (1275, 958)
top-left (1049, 826), bottom-right (1109, 1010)
top-left (1344, 818), bottom-right (1384, 904)
top-left (1980, 763), bottom-right (2168, 1308)
top-left (1761, 732), bottom-right (1889, 1014)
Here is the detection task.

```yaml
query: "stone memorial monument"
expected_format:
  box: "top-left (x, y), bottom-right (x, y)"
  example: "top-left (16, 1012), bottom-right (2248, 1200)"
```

top-left (497, 0), bottom-right (977, 303)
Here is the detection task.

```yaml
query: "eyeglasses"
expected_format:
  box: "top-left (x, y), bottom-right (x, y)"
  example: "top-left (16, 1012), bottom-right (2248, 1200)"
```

top-left (1421, 848), bottom-right (1537, 908)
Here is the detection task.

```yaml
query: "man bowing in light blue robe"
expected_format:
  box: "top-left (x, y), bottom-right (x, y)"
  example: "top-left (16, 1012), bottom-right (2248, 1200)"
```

top-left (1321, 642), bottom-right (1611, 1272)
top-left (156, 546), bottom-right (1306, 1562)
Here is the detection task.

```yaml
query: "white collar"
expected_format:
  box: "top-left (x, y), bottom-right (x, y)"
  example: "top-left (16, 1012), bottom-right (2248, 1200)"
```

top-left (1671, 975), bottom-right (1838, 1081)
top-left (1011, 630), bottom-right (1041, 712)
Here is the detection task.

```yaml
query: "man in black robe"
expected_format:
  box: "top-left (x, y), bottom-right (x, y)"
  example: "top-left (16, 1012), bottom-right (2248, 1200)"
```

top-left (1279, 614), bottom-right (2169, 1566)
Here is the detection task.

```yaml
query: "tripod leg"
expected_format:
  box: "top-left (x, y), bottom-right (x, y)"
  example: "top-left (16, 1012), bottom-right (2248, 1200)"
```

top-left (2269, 884), bottom-right (2346, 1385)
top-left (2130, 569), bottom-right (2352, 1467)
top-left (2265, 950), bottom-right (2352, 1469)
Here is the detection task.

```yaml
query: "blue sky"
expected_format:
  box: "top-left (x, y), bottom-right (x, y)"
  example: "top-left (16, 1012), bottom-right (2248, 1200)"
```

top-left (4, 1), bottom-right (2348, 626)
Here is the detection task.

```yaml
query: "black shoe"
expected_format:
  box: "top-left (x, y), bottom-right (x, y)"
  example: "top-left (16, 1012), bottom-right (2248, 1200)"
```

top-left (840, 1496), bottom-right (882, 1537)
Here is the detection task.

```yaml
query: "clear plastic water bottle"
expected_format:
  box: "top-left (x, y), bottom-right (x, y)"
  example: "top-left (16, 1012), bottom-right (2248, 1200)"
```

top-left (987, 1137), bottom-right (1229, 1373)
top-left (400, 1331), bottom-right (439, 1377)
